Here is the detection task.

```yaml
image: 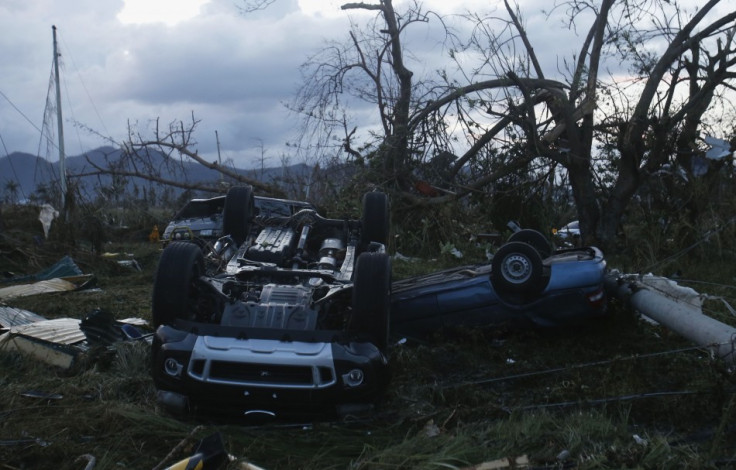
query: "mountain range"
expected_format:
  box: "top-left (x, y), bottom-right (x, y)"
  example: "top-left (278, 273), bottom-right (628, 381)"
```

top-left (0, 146), bottom-right (314, 203)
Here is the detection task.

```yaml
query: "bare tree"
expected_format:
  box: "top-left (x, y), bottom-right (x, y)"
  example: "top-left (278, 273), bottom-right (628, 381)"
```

top-left (293, 0), bottom-right (736, 250)
top-left (80, 114), bottom-right (287, 198)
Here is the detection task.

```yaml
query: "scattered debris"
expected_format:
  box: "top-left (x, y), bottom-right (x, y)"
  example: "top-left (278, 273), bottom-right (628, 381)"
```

top-left (0, 318), bottom-right (86, 369)
top-left (0, 306), bottom-right (47, 330)
top-left (153, 428), bottom-right (229, 470)
top-left (101, 252), bottom-right (142, 271)
top-left (38, 204), bottom-right (58, 239)
top-left (0, 255), bottom-right (83, 285)
top-left (393, 252), bottom-right (420, 263)
top-left (237, 462), bottom-right (267, 470)
top-left (633, 434), bottom-right (648, 446)
top-left (149, 224), bottom-right (160, 243)
top-left (80, 309), bottom-right (145, 347)
top-left (423, 419), bottom-right (441, 438)
top-left (0, 437), bottom-right (50, 448)
top-left (461, 455), bottom-right (529, 469)
top-left (21, 390), bottom-right (63, 400)
top-left (74, 454), bottom-right (96, 470)
top-left (0, 277), bottom-right (94, 301)
top-left (0, 256), bottom-right (94, 301)
top-left (704, 135), bottom-right (733, 160)
top-left (0, 308), bottom-right (148, 369)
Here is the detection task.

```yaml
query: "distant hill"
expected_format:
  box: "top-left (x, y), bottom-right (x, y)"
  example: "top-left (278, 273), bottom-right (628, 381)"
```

top-left (0, 147), bottom-right (315, 203)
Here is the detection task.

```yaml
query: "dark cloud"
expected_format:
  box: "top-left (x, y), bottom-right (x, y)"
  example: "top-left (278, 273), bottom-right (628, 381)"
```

top-left (0, 0), bottom-right (665, 168)
top-left (0, 0), bottom-right (349, 167)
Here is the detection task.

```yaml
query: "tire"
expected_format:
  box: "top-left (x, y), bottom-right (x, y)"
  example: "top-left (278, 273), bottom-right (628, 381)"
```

top-left (360, 192), bottom-right (390, 248)
top-left (350, 252), bottom-right (391, 350)
top-left (491, 241), bottom-right (545, 295)
top-left (152, 241), bottom-right (205, 327)
top-left (222, 186), bottom-right (255, 245)
top-left (508, 229), bottom-right (552, 259)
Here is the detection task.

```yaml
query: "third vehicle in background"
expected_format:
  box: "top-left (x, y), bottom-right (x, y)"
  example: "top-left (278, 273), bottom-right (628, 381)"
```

top-left (160, 194), bottom-right (315, 246)
top-left (553, 220), bottom-right (581, 246)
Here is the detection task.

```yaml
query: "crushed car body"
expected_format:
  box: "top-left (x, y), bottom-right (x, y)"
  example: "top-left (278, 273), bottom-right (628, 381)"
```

top-left (391, 229), bottom-right (607, 337)
top-left (151, 187), bottom-right (392, 420)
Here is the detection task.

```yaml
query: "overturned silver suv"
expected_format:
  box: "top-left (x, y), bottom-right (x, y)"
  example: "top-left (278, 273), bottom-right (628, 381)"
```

top-left (151, 186), bottom-right (391, 420)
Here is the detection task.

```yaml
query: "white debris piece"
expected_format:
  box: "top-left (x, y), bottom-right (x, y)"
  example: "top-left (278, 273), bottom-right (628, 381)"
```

top-left (704, 135), bottom-right (733, 160)
top-left (38, 204), bottom-right (59, 239)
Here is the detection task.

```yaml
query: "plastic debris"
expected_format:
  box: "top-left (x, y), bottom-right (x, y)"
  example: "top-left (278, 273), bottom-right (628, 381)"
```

top-left (21, 390), bottom-right (63, 400)
top-left (461, 455), bottom-right (529, 469)
top-left (160, 432), bottom-right (228, 470)
top-left (633, 434), bottom-right (648, 446)
top-left (75, 454), bottom-right (96, 470)
top-left (423, 419), bottom-right (441, 438)
top-left (704, 135), bottom-right (733, 160)
top-left (38, 204), bottom-right (58, 239)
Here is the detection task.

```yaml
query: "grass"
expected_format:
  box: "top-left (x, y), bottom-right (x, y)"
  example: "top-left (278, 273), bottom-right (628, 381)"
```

top-left (2, 218), bottom-right (736, 469)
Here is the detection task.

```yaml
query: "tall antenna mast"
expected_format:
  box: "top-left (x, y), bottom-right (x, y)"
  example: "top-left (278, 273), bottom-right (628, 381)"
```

top-left (52, 25), bottom-right (67, 213)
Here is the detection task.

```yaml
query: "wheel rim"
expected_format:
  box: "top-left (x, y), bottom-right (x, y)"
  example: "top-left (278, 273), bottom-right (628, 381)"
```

top-left (501, 254), bottom-right (532, 284)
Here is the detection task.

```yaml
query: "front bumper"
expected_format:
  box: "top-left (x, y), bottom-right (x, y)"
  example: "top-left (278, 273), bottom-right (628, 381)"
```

top-left (151, 325), bottom-right (390, 419)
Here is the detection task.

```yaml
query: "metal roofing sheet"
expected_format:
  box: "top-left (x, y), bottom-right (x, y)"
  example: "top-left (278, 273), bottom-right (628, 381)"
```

top-left (0, 306), bottom-right (47, 328)
top-left (5, 318), bottom-right (85, 345)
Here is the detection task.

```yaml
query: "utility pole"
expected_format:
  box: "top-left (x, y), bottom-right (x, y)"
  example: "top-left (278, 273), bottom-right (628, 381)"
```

top-left (52, 25), bottom-right (67, 216)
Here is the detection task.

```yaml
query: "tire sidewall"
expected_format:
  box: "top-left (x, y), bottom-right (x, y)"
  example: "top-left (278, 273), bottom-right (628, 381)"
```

top-left (223, 186), bottom-right (255, 245)
top-left (351, 251), bottom-right (391, 350)
top-left (360, 192), bottom-right (390, 249)
top-left (152, 241), bottom-right (204, 327)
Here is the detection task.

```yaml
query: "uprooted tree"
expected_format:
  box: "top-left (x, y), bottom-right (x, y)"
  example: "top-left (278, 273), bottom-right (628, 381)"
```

top-left (292, 0), bottom-right (736, 250)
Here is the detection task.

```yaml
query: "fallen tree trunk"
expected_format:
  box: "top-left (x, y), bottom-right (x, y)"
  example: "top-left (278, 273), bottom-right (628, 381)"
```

top-left (605, 271), bottom-right (736, 363)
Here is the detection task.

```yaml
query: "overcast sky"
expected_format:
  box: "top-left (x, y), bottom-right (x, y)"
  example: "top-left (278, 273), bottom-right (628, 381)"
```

top-left (0, 0), bottom-right (719, 170)
top-left (0, 0), bottom-right (558, 169)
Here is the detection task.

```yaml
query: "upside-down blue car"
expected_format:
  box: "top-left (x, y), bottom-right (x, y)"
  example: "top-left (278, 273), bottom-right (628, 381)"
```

top-left (391, 229), bottom-right (607, 337)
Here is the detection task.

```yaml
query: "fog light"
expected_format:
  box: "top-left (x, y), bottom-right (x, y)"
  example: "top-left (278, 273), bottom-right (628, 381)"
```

top-left (343, 368), bottom-right (364, 387)
top-left (164, 358), bottom-right (183, 377)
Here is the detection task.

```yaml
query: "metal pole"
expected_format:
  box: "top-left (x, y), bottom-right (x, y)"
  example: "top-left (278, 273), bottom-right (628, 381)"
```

top-left (606, 273), bottom-right (736, 363)
top-left (52, 25), bottom-right (67, 215)
top-left (215, 130), bottom-right (223, 185)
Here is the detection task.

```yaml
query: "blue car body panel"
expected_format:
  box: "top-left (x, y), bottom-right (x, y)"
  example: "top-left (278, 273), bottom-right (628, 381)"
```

top-left (391, 246), bottom-right (607, 336)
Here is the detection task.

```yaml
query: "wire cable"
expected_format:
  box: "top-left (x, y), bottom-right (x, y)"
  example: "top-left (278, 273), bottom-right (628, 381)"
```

top-left (441, 343), bottom-right (715, 390)
top-left (0, 89), bottom-right (46, 138)
top-left (0, 132), bottom-right (28, 201)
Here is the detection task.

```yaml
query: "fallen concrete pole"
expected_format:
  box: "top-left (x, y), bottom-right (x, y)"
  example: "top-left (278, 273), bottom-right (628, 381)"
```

top-left (605, 271), bottom-right (736, 363)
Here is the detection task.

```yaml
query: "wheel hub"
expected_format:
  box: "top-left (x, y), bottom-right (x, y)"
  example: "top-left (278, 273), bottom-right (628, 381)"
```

top-left (501, 254), bottom-right (532, 284)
